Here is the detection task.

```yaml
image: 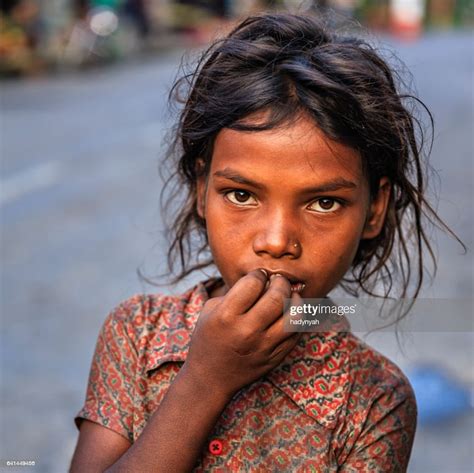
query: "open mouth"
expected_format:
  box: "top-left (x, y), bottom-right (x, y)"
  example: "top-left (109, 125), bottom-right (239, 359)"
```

top-left (289, 282), bottom-right (306, 293)
top-left (262, 271), bottom-right (306, 294)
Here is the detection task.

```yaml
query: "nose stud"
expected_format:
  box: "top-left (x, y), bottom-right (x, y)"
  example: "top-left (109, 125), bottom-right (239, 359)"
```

top-left (293, 243), bottom-right (299, 248)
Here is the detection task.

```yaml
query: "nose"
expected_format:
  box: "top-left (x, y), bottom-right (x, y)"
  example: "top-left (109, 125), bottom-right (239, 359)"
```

top-left (252, 207), bottom-right (301, 259)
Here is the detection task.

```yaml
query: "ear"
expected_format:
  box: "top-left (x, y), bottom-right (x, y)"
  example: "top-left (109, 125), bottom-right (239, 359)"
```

top-left (196, 159), bottom-right (207, 220)
top-left (362, 177), bottom-right (391, 240)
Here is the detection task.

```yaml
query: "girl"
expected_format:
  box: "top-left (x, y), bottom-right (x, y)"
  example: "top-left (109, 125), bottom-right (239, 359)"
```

top-left (71, 12), bottom-right (449, 472)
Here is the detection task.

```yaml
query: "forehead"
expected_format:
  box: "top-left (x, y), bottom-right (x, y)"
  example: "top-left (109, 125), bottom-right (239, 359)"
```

top-left (211, 114), bottom-right (364, 185)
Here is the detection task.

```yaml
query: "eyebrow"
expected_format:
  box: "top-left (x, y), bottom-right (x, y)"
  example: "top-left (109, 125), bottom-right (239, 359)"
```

top-left (213, 168), bottom-right (358, 193)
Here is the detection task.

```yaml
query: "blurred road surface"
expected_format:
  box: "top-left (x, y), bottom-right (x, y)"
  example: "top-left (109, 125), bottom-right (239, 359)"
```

top-left (1, 31), bottom-right (473, 472)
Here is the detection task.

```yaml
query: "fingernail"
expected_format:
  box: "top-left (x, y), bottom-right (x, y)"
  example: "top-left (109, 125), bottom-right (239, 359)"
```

top-left (270, 273), bottom-right (282, 281)
top-left (258, 268), bottom-right (268, 278)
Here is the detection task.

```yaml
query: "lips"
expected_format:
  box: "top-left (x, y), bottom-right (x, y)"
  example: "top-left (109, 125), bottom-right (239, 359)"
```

top-left (261, 270), bottom-right (306, 294)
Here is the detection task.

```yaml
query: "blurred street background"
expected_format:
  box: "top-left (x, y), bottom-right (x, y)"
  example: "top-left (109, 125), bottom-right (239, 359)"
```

top-left (1, 0), bottom-right (473, 76)
top-left (1, 0), bottom-right (473, 472)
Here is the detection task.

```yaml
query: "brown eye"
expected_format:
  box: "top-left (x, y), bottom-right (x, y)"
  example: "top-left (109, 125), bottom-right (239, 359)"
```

top-left (319, 198), bottom-right (335, 210)
top-left (309, 198), bottom-right (341, 213)
top-left (225, 190), bottom-right (257, 206)
top-left (234, 191), bottom-right (249, 202)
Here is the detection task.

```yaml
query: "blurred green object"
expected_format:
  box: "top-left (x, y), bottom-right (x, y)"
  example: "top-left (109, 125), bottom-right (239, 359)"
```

top-left (356, 0), bottom-right (473, 28)
top-left (453, 0), bottom-right (474, 26)
top-left (355, 0), bottom-right (390, 29)
top-left (426, 0), bottom-right (456, 28)
top-left (91, 0), bottom-right (124, 9)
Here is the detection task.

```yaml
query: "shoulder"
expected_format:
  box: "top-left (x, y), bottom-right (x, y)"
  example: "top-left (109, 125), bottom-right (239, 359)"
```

top-left (104, 293), bottom-right (183, 329)
top-left (333, 334), bottom-right (418, 469)
top-left (97, 282), bottom-right (207, 368)
top-left (100, 294), bottom-right (173, 338)
top-left (345, 333), bottom-right (415, 401)
top-left (338, 332), bottom-right (417, 439)
top-left (101, 285), bottom-right (203, 344)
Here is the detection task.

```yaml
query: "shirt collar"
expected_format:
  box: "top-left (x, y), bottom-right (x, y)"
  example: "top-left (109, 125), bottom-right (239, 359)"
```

top-left (144, 278), bottom-right (351, 429)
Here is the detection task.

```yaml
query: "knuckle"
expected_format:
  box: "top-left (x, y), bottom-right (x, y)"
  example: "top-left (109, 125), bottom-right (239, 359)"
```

top-left (239, 326), bottom-right (256, 343)
top-left (201, 299), bottom-right (230, 325)
top-left (203, 297), bottom-right (221, 311)
top-left (260, 335), bottom-right (275, 353)
top-left (216, 308), bottom-right (232, 326)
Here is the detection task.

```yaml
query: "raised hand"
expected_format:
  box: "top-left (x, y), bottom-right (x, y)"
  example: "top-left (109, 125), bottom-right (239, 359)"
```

top-left (184, 269), bottom-right (303, 399)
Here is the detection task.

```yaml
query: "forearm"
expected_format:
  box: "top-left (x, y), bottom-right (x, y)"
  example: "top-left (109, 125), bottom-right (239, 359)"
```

top-left (105, 364), bottom-right (232, 473)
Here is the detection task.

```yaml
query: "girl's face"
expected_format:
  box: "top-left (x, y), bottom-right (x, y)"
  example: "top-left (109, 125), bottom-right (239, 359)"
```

top-left (197, 113), bottom-right (390, 298)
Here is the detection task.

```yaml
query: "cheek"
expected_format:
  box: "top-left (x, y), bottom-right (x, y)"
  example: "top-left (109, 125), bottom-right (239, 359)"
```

top-left (335, 217), bottom-right (365, 255)
top-left (205, 202), bottom-right (247, 268)
top-left (207, 229), bottom-right (246, 289)
top-left (333, 221), bottom-right (364, 260)
top-left (307, 216), bottom-right (365, 275)
top-left (206, 195), bottom-right (250, 239)
top-left (208, 231), bottom-right (241, 263)
top-left (207, 213), bottom-right (244, 249)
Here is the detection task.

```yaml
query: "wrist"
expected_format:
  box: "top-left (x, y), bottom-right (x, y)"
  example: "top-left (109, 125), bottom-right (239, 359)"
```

top-left (177, 361), bottom-right (235, 407)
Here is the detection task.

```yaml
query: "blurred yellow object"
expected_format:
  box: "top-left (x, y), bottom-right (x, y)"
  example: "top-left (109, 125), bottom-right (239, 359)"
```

top-left (0, 12), bottom-right (43, 76)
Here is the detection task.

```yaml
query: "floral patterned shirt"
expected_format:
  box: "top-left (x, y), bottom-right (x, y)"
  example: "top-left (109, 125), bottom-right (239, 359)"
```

top-left (75, 278), bottom-right (417, 472)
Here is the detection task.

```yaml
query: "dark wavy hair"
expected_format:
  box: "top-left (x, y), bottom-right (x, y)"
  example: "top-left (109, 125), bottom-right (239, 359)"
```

top-left (150, 12), bottom-right (461, 303)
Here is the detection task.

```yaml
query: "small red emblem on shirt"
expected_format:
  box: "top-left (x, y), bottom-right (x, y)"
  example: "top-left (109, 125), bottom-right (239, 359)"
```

top-left (209, 439), bottom-right (223, 455)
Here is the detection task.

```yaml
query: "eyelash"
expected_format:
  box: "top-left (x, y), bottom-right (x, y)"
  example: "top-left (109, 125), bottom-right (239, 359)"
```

top-left (222, 190), bottom-right (346, 213)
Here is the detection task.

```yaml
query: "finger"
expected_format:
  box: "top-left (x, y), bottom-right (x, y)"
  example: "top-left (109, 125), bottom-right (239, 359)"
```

top-left (247, 274), bottom-right (292, 330)
top-left (203, 296), bottom-right (223, 310)
top-left (220, 269), bottom-right (268, 315)
top-left (264, 290), bottom-right (303, 344)
top-left (269, 331), bottom-right (303, 363)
